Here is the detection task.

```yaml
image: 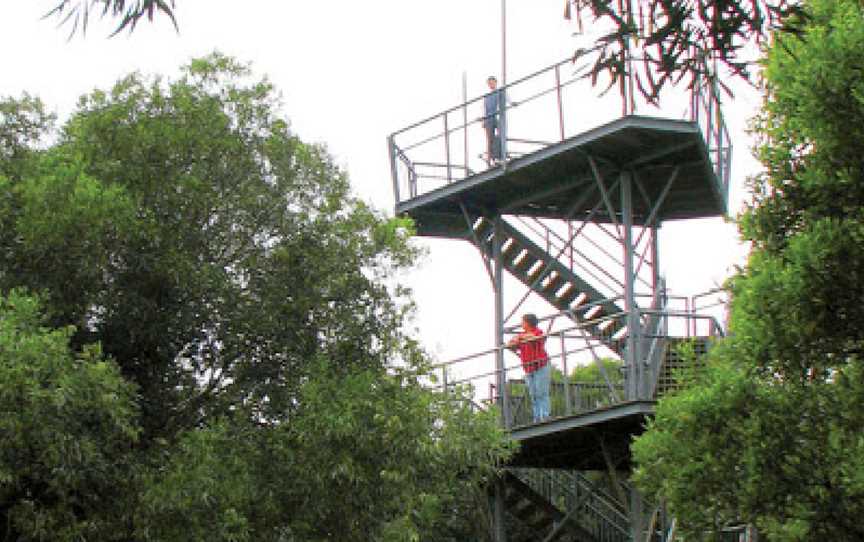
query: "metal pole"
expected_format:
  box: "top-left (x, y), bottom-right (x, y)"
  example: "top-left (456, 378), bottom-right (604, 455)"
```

top-left (493, 477), bottom-right (507, 542)
top-left (500, 0), bottom-right (508, 165)
top-left (621, 171), bottom-right (640, 400)
top-left (493, 217), bottom-right (508, 542)
top-left (560, 332), bottom-right (571, 415)
top-left (387, 135), bottom-right (401, 204)
top-left (651, 225), bottom-right (660, 303)
top-left (555, 63), bottom-right (565, 141)
top-left (444, 113), bottom-right (452, 183)
top-left (501, 0), bottom-right (507, 92)
top-left (630, 485), bottom-right (645, 542)
top-left (493, 217), bottom-right (510, 428)
top-left (463, 71), bottom-right (469, 177)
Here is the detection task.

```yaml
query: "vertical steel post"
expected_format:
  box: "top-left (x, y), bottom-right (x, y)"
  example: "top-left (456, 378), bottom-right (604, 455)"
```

top-left (560, 332), bottom-right (571, 415)
top-left (555, 63), bottom-right (565, 141)
top-left (492, 216), bottom-right (508, 542)
top-left (651, 226), bottom-right (660, 302)
top-left (501, 0), bottom-right (507, 94)
top-left (706, 86), bottom-right (715, 157)
top-left (463, 71), bottom-right (469, 178)
top-left (630, 485), bottom-right (645, 542)
top-left (444, 113), bottom-right (452, 183)
top-left (493, 216), bottom-right (510, 428)
top-left (493, 477), bottom-right (508, 542)
top-left (387, 135), bottom-right (401, 204)
top-left (621, 171), bottom-right (640, 401)
top-left (500, 0), bottom-right (508, 165)
top-left (715, 97), bottom-right (723, 181)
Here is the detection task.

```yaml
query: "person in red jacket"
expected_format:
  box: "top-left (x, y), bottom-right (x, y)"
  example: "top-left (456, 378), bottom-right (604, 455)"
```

top-left (507, 313), bottom-right (551, 422)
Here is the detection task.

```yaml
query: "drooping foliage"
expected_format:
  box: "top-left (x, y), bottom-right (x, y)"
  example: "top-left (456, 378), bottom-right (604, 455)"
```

top-left (632, 0), bottom-right (864, 539)
top-left (562, 0), bottom-right (806, 106)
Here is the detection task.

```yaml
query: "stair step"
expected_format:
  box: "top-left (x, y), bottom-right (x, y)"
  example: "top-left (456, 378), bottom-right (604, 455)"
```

top-left (469, 217), bottom-right (627, 354)
top-left (513, 255), bottom-right (539, 276)
top-left (501, 238), bottom-right (521, 260)
top-left (541, 273), bottom-right (565, 295)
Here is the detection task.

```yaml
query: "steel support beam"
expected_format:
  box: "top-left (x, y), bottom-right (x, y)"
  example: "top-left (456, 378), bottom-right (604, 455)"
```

top-left (460, 203), bottom-right (496, 288)
top-left (630, 485), bottom-right (645, 542)
top-left (621, 171), bottom-right (641, 401)
top-left (588, 155), bottom-right (621, 234)
top-left (493, 216), bottom-right (510, 428)
top-left (493, 476), bottom-right (507, 542)
top-left (492, 216), bottom-right (508, 542)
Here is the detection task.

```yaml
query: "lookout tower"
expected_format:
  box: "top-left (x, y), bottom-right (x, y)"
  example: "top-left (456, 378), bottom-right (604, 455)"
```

top-left (388, 58), bottom-right (732, 541)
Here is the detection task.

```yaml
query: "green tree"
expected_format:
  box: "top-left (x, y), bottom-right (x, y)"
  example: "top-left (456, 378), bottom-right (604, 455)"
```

top-left (632, 0), bottom-right (864, 539)
top-left (0, 54), bottom-right (512, 540)
top-left (0, 290), bottom-right (139, 540)
top-left (136, 365), bottom-right (510, 541)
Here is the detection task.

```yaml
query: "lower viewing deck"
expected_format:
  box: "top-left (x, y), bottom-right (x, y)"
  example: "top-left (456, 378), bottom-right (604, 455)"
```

top-left (507, 400), bottom-right (655, 470)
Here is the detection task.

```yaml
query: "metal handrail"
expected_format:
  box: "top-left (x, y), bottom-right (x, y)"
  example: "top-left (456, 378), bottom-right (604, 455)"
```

top-left (429, 298), bottom-right (728, 430)
top-left (388, 55), bottom-right (731, 209)
top-left (511, 468), bottom-right (630, 540)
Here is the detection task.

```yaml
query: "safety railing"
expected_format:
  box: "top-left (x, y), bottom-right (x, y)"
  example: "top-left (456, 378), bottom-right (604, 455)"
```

top-left (691, 71), bottom-right (733, 203)
top-left (511, 468), bottom-right (630, 542)
top-left (433, 301), bottom-right (725, 431)
top-left (512, 215), bottom-right (660, 305)
top-left (388, 56), bottom-right (731, 207)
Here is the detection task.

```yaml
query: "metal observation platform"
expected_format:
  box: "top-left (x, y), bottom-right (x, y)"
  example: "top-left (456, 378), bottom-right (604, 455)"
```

top-left (389, 57), bottom-right (734, 542)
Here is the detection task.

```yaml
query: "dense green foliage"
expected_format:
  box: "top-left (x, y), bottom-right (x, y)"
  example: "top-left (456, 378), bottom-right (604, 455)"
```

top-left (632, 0), bottom-right (864, 539)
top-left (0, 291), bottom-right (139, 540)
top-left (0, 54), bottom-right (511, 541)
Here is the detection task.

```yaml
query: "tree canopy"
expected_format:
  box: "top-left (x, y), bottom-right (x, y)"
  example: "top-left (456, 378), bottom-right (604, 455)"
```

top-left (631, 0), bottom-right (864, 538)
top-left (0, 53), bottom-right (512, 541)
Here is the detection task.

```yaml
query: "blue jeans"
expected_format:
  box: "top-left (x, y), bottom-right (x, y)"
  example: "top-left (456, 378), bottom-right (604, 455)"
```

top-left (525, 363), bottom-right (551, 422)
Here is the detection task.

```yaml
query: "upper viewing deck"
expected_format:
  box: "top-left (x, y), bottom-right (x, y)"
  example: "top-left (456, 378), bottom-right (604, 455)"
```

top-left (387, 58), bottom-right (732, 237)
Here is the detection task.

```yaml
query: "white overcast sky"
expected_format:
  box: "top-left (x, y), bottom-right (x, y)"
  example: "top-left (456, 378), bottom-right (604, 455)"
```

top-left (2, 1), bottom-right (759, 369)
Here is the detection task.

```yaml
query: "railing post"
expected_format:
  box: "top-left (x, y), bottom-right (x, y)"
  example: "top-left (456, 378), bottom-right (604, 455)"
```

top-left (555, 63), bottom-right (565, 141)
top-left (714, 90), bottom-right (723, 180)
top-left (443, 113), bottom-right (452, 183)
top-left (560, 332), bottom-right (571, 415)
top-left (462, 71), bottom-right (469, 181)
top-left (499, 97), bottom-right (508, 165)
top-left (706, 82), bottom-right (715, 159)
top-left (387, 135), bottom-right (401, 204)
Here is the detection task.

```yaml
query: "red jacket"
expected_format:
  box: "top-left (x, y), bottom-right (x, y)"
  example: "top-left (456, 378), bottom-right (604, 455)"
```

top-left (516, 328), bottom-right (549, 373)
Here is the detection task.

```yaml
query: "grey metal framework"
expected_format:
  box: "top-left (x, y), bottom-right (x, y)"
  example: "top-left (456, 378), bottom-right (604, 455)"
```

top-left (388, 56), bottom-right (733, 542)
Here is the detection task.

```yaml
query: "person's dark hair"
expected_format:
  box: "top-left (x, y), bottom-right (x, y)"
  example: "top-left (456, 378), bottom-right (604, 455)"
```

top-left (487, 75), bottom-right (497, 82)
top-left (523, 313), bottom-right (538, 328)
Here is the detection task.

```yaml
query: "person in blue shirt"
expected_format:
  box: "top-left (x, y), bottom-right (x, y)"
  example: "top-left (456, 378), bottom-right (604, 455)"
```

top-left (483, 76), bottom-right (505, 165)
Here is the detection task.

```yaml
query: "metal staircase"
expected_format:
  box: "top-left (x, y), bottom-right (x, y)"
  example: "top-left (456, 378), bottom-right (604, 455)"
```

top-left (503, 471), bottom-right (605, 542)
top-left (504, 469), bottom-right (631, 542)
top-left (470, 216), bottom-right (627, 354)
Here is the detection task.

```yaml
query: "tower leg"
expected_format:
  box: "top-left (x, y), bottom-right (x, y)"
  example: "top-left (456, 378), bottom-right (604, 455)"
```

top-left (493, 216), bottom-right (510, 427)
top-left (493, 476), bottom-right (508, 542)
top-left (630, 484), bottom-right (645, 542)
top-left (621, 171), bottom-right (642, 400)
